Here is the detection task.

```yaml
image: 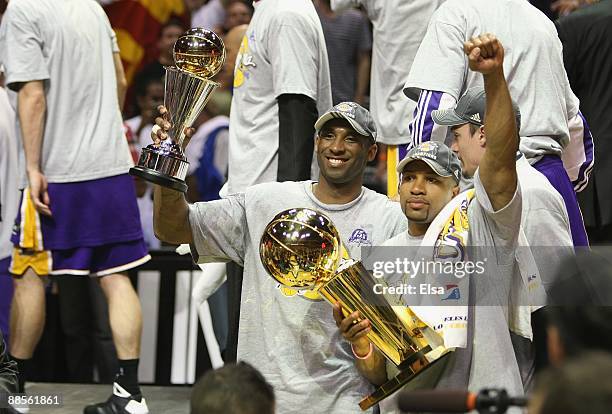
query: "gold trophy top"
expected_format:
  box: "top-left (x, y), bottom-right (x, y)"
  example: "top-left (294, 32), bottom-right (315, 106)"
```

top-left (260, 208), bottom-right (342, 289)
top-left (173, 27), bottom-right (226, 79)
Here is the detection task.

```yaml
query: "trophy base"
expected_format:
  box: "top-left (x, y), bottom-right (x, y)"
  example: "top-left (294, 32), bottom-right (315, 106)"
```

top-left (129, 166), bottom-right (188, 193)
top-left (358, 351), bottom-right (451, 411)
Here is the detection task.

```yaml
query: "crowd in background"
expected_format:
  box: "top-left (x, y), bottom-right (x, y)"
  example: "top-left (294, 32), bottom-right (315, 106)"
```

top-left (1, 0), bottom-right (612, 413)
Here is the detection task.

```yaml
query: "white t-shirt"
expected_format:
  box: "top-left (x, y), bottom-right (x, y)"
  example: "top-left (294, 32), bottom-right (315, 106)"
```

top-left (225, 0), bottom-right (332, 194)
top-left (332, 0), bottom-right (447, 145)
top-left (403, 0), bottom-right (580, 157)
top-left (382, 171), bottom-right (525, 399)
top-left (0, 88), bottom-right (19, 260)
top-left (189, 180), bottom-right (407, 413)
top-left (0, 0), bottom-right (133, 185)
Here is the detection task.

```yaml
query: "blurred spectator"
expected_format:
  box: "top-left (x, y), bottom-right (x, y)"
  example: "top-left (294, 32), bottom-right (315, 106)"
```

top-left (316, 0), bottom-right (371, 105)
top-left (543, 249), bottom-right (612, 367)
top-left (125, 69), bottom-right (166, 250)
top-left (215, 24), bottom-right (248, 91)
top-left (0, 68), bottom-right (18, 341)
top-left (191, 362), bottom-right (275, 414)
top-left (185, 91), bottom-right (232, 203)
top-left (556, 0), bottom-right (612, 244)
top-left (190, 0), bottom-right (226, 31)
top-left (126, 68), bottom-right (166, 153)
top-left (139, 17), bottom-right (187, 79)
top-left (551, 0), bottom-right (601, 16)
top-left (529, 352), bottom-right (612, 414)
top-left (223, 0), bottom-right (253, 32)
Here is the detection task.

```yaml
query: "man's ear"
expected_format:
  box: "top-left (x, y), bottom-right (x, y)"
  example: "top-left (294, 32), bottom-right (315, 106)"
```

top-left (314, 136), bottom-right (320, 152)
top-left (479, 125), bottom-right (487, 147)
top-left (478, 125), bottom-right (487, 148)
top-left (452, 184), bottom-right (460, 197)
top-left (367, 143), bottom-right (378, 162)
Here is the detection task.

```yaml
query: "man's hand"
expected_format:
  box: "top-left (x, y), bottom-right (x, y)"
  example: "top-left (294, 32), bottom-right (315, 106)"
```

top-left (333, 302), bottom-right (372, 356)
top-left (463, 34), bottom-right (504, 75)
top-left (27, 170), bottom-right (52, 216)
top-left (150, 105), bottom-right (195, 148)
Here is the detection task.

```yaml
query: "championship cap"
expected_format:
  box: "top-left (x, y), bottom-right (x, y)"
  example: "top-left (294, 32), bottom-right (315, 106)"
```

top-left (315, 102), bottom-right (377, 142)
top-left (396, 141), bottom-right (462, 183)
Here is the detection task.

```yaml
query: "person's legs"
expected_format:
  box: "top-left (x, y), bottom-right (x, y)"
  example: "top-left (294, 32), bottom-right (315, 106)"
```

top-left (84, 271), bottom-right (148, 414)
top-left (9, 268), bottom-right (46, 392)
top-left (98, 273), bottom-right (142, 362)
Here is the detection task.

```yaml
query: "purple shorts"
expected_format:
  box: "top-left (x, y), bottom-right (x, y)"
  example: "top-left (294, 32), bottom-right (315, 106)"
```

top-left (0, 257), bottom-right (13, 337)
top-left (10, 174), bottom-right (150, 277)
top-left (533, 155), bottom-right (589, 247)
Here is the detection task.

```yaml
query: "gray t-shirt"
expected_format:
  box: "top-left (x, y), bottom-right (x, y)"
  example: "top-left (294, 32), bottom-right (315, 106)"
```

top-left (403, 0), bottom-right (580, 157)
top-left (0, 0), bottom-right (133, 185)
top-left (332, 0), bottom-right (447, 145)
top-left (0, 88), bottom-right (18, 260)
top-left (382, 170), bottom-right (525, 400)
top-left (225, 0), bottom-right (332, 194)
top-left (189, 180), bottom-right (407, 413)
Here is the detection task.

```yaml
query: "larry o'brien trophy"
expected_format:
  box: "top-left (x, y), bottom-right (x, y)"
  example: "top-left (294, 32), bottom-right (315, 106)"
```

top-left (130, 28), bottom-right (226, 192)
top-left (260, 208), bottom-right (450, 410)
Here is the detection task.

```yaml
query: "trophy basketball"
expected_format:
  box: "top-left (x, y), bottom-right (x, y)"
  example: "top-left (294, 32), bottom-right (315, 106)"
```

top-left (130, 28), bottom-right (226, 192)
top-left (260, 208), bottom-right (450, 410)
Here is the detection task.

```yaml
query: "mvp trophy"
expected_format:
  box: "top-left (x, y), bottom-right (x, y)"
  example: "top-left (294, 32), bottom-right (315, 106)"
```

top-left (260, 208), bottom-right (450, 411)
top-left (130, 28), bottom-right (226, 192)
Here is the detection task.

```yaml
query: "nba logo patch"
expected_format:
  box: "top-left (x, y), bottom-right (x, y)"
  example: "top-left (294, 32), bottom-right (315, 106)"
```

top-left (442, 284), bottom-right (460, 300)
top-left (348, 227), bottom-right (372, 246)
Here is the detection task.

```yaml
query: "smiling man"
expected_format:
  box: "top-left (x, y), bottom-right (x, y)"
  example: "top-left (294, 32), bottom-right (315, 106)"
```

top-left (151, 101), bottom-right (407, 413)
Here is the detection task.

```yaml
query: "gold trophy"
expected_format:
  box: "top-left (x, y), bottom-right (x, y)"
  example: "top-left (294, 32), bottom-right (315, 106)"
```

top-left (260, 208), bottom-right (450, 410)
top-left (130, 28), bottom-right (226, 192)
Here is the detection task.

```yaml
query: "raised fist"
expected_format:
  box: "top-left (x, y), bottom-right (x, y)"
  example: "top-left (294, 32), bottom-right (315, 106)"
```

top-left (463, 33), bottom-right (504, 75)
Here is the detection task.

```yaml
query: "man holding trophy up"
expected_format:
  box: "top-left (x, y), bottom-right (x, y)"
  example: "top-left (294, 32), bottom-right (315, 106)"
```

top-left (152, 100), bottom-right (408, 412)
top-left (337, 34), bottom-right (527, 408)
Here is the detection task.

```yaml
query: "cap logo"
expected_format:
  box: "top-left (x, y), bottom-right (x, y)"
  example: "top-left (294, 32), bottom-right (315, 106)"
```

top-left (470, 113), bottom-right (482, 123)
top-left (334, 102), bottom-right (357, 119)
top-left (411, 141), bottom-right (439, 160)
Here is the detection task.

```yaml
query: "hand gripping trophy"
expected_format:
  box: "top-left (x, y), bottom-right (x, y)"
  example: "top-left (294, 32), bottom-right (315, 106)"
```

top-left (130, 28), bottom-right (226, 192)
top-left (260, 208), bottom-right (451, 410)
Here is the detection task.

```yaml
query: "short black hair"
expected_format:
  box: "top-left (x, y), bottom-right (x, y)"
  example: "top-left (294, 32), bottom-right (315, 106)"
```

top-left (190, 362), bottom-right (275, 414)
top-left (159, 16), bottom-right (188, 37)
top-left (133, 66), bottom-right (165, 98)
top-left (533, 352), bottom-right (612, 414)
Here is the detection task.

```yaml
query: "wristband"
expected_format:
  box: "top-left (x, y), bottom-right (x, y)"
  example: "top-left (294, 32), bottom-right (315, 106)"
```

top-left (351, 343), bottom-right (373, 360)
